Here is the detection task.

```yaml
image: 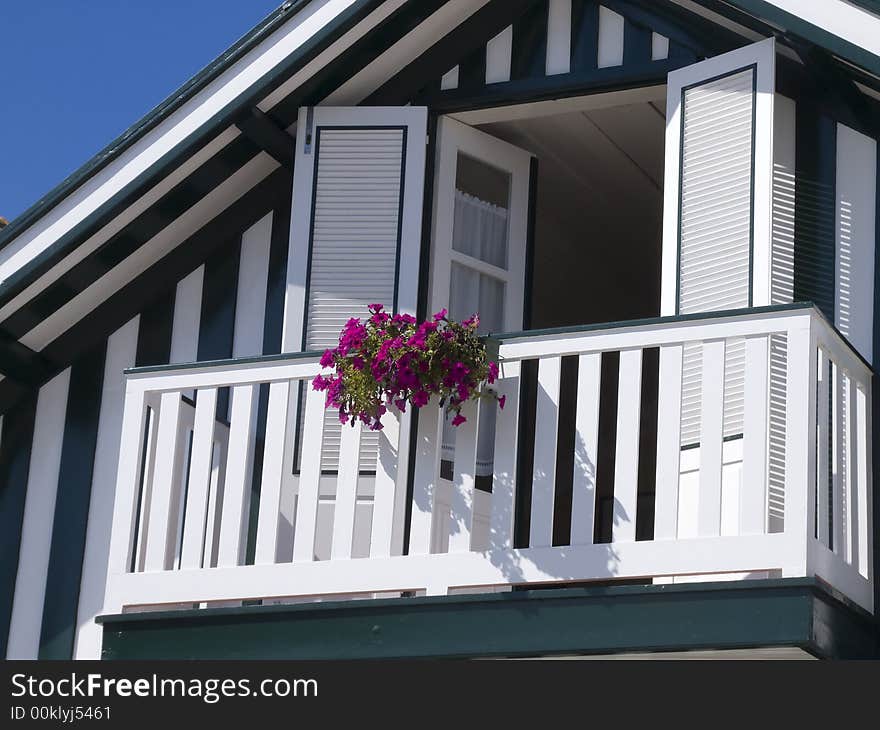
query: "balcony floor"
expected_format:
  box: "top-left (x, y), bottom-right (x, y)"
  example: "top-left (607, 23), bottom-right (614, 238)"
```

top-left (98, 578), bottom-right (878, 660)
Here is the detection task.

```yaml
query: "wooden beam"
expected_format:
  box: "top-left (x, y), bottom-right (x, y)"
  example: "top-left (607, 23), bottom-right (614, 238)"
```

top-left (236, 108), bottom-right (296, 169)
top-left (0, 329), bottom-right (54, 386)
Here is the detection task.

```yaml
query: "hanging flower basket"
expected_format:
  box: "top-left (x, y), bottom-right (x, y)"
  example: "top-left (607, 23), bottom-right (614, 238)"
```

top-left (313, 304), bottom-right (505, 431)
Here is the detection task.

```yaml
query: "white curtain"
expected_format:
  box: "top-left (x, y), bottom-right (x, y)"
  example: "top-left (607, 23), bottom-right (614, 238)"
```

top-left (441, 189), bottom-right (508, 476)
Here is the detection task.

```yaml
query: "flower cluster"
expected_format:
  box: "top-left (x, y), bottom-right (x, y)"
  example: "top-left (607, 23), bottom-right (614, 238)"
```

top-left (313, 304), bottom-right (505, 431)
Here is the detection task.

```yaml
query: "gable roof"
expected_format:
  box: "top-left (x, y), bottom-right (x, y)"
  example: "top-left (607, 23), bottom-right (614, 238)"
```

top-left (0, 0), bottom-right (879, 412)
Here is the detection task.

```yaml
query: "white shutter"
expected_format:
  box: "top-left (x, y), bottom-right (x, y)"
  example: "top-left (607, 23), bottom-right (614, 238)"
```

top-left (284, 107), bottom-right (428, 471)
top-left (661, 39), bottom-right (775, 445)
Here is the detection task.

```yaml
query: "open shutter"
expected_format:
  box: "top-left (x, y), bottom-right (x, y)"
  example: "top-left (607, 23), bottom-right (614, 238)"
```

top-left (661, 39), bottom-right (775, 445)
top-left (283, 107), bottom-right (428, 470)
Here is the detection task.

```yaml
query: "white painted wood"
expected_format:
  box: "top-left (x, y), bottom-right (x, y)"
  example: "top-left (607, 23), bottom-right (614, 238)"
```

top-left (486, 25), bottom-right (513, 83)
top-left (835, 124), bottom-right (877, 364)
top-left (815, 351), bottom-right (831, 547)
top-left (612, 349), bottom-right (642, 543)
top-left (488, 361), bottom-right (520, 551)
top-left (331, 421), bottom-right (362, 560)
top-left (570, 353), bottom-right (601, 545)
top-left (651, 33), bottom-right (669, 61)
top-left (179, 388), bottom-right (218, 570)
top-left (143, 392), bottom-right (184, 571)
top-left (170, 266), bottom-right (204, 365)
top-left (597, 7), bottom-right (625, 68)
top-left (216, 385), bottom-right (257, 567)
top-left (661, 38), bottom-right (776, 316)
top-left (530, 357), bottom-right (562, 548)
top-left (440, 65), bottom-right (460, 90)
top-left (254, 380), bottom-right (291, 564)
top-left (740, 335), bottom-right (769, 534)
top-left (831, 364), bottom-right (845, 556)
top-left (409, 403), bottom-right (443, 555)
top-left (371, 409), bottom-right (405, 558)
top-left (855, 384), bottom-right (870, 578)
top-left (6, 370), bottom-right (71, 659)
top-left (132, 399), bottom-right (159, 573)
top-left (654, 343), bottom-right (684, 541)
top-left (235, 213), bottom-right (272, 358)
top-left (449, 399), bottom-right (480, 553)
top-left (698, 340), bottom-right (726, 537)
top-left (428, 116), bottom-right (532, 334)
top-left (843, 373), bottom-right (858, 567)
top-left (74, 317), bottom-right (139, 659)
top-left (292, 385), bottom-right (326, 562)
top-left (546, 0), bottom-right (572, 75)
top-left (171, 402), bottom-right (195, 570)
top-left (784, 322), bottom-right (817, 575)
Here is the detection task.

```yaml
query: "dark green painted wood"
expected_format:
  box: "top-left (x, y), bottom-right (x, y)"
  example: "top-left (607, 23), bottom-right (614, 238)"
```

top-left (39, 341), bottom-right (106, 659)
top-left (0, 329), bottom-right (55, 385)
top-left (511, 0), bottom-right (549, 81)
top-left (0, 397), bottom-right (38, 657)
top-left (794, 109), bottom-right (837, 323)
top-left (457, 45), bottom-right (488, 91)
top-left (570, 0), bottom-right (599, 73)
top-left (623, 16), bottom-right (652, 65)
top-left (135, 291), bottom-right (175, 368)
top-left (98, 579), bottom-right (877, 660)
top-left (236, 108), bottom-right (295, 169)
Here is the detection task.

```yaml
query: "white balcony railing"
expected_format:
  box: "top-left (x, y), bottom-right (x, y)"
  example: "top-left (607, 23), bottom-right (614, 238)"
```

top-left (103, 305), bottom-right (874, 615)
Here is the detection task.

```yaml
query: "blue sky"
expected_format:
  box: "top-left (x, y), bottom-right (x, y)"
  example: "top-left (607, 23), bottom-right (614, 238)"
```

top-left (1, 0), bottom-right (281, 223)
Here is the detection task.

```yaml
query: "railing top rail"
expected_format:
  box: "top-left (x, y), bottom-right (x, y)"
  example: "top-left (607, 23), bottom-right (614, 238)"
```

top-left (491, 302), bottom-right (873, 376)
top-left (125, 349), bottom-right (323, 377)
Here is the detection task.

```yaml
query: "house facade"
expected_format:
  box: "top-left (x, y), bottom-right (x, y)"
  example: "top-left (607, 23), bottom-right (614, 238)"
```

top-left (1, 0), bottom-right (878, 660)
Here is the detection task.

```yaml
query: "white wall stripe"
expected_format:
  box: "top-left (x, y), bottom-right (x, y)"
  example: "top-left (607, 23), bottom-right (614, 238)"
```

top-left (72, 318), bottom-right (139, 659)
top-left (440, 65), bottom-right (460, 90)
top-left (486, 25), bottom-right (513, 84)
top-left (5, 369), bottom-right (72, 659)
top-left (651, 33), bottom-right (670, 61)
top-left (234, 212), bottom-right (273, 359)
top-left (546, 0), bottom-right (572, 75)
top-left (834, 123), bottom-right (877, 365)
top-left (598, 7), bottom-right (625, 68)
top-left (169, 266), bottom-right (205, 365)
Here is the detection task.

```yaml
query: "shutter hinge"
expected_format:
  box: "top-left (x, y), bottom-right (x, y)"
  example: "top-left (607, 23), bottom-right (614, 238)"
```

top-left (304, 107), bottom-right (315, 155)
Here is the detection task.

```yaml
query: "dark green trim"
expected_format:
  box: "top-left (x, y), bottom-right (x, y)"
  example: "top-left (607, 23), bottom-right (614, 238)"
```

top-left (0, 397), bottom-right (38, 658)
top-left (0, 0), bottom-right (381, 254)
top-left (623, 16), bottom-right (653, 66)
top-left (97, 578), bottom-right (877, 659)
top-left (719, 0), bottom-right (880, 79)
top-left (419, 58), bottom-right (688, 113)
top-left (511, 0), bottom-right (550, 82)
top-left (39, 341), bottom-right (106, 659)
top-left (570, 0), bottom-right (599, 74)
top-left (0, 0), bottom-right (384, 310)
top-left (135, 291), bottom-right (175, 368)
top-left (0, 330), bottom-right (55, 386)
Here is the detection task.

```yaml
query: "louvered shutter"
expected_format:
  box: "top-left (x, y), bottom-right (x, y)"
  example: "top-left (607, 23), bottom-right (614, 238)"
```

top-left (284, 107), bottom-right (428, 471)
top-left (661, 40), bottom-right (776, 446)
